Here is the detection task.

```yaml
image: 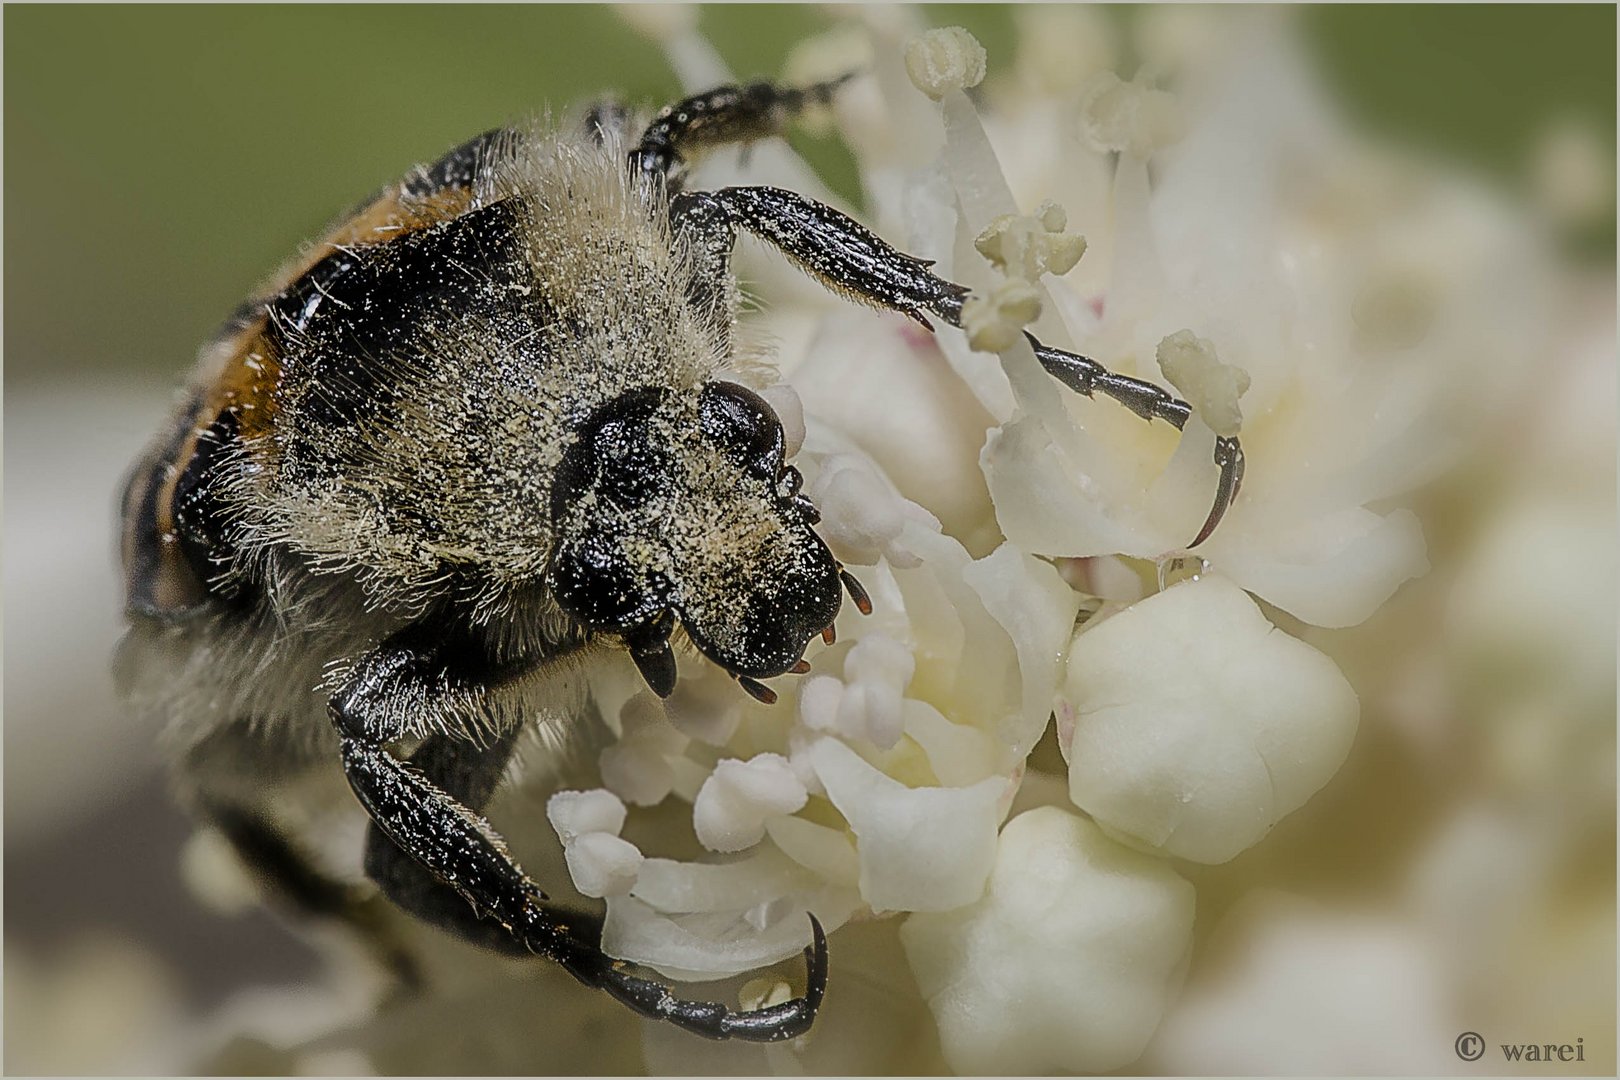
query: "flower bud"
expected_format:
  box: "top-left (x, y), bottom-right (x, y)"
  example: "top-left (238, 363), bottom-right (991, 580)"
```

top-left (901, 807), bottom-right (1195, 1074)
top-left (1061, 575), bottom-right (1359, 863)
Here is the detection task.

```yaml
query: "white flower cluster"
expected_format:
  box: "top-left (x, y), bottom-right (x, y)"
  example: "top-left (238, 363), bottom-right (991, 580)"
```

top-left (552, 7), bottom-right (1565, 1073)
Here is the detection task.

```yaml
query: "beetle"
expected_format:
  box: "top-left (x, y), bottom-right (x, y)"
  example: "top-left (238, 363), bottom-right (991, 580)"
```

top-left (117, 76), bottom-right (1243, 1042)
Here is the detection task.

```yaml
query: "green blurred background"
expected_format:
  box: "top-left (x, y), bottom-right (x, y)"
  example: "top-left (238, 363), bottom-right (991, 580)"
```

top-left (4, 4), bottom-right (1614, 392)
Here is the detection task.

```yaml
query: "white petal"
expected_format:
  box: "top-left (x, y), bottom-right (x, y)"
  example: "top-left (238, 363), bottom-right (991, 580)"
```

top-left (839, 634), bottom-right (915, 749)
top-left (764, 816), bottom-right (861, 890)
top-left (598, 743), bottom-right (675, 808)
top-left (788, 312), bottom-right (998, 545)
top-left (796, 675), bottom-right (846, 735)
top-left (757, 381), bottom-right (806, 459)
top-left (606, 845), bottom-right (860, 981)
top-left (961, 541), bottom-right (1083, 756)
top-left (844, 633), bottom-right (914, 684)
top-left (901, 699), bottom-right (1004, 787)
top-left (662, 674), bottom-right (742, 747)
top-left (898, 525), bottom-right (1028, 744)
top-left (983, 411), bottom-right (1169, 558)
top-left (603, 892), bottom-right (855, 983)
top-left (620, 691), bottom-right (687, 754)
top-left (1209, 504), bottom-right (1428, 628)
top-left (901, 806), bottom-right (1195, 1074)
top-left (808, 454), bottom-right (907, 567)
top-left (1062, 574), bottom-right (1359, 863)
top-left (808, 736), bottom-right (1005, 912)
top-left (631, 846), bottom-right (806, 915)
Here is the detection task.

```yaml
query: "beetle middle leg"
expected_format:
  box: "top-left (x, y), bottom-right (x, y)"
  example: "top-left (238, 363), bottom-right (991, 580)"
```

top-left (669, 183), bottom-right (1246, 546)
top-left (330, 621), bottom-right (828, 1042)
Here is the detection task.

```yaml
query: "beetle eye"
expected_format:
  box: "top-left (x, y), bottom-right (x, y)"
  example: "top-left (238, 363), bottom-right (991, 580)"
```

top-left (699, 381), bottom-right (785, 478)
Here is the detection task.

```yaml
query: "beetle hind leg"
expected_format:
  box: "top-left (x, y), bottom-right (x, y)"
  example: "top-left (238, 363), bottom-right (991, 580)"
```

top-left (358, 724), bottom-right (547, 958)
top-left (174, 726), bottom-right (420, 986)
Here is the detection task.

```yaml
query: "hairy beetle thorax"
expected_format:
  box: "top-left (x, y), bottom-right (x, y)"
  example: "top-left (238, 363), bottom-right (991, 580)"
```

top-left (228, 143), bottom-right (729, 612)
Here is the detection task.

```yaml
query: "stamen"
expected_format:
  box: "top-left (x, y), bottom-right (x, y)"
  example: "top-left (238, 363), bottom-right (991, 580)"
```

top-left (791, 659), bottom-right (812, 675)
top-left (822, 625), bottom-right (837, 645)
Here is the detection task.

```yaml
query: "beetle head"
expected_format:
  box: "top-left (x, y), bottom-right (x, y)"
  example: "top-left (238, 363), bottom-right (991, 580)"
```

top-left (547, 382), bottom-right (849, 700)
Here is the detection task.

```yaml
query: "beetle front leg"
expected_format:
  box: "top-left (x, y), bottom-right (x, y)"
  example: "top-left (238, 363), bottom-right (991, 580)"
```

top-left (357, 723), bottom-right (550, 957)
top-left (330, 624), bottom-right (829, 1042)
top-left (671, 185), bottom-right (1246, 546)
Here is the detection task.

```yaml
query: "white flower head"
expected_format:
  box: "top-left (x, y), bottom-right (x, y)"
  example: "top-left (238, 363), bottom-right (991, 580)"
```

top-left (546, 788), bottom-right (628, 842)
top-left (692, 754), bottom-right (808, 853)
top-left (1078, 72), bottom-right (1184, 157)
top-left (967, 25), bottom-right (1449, 628)
top-left (804, 453), bottom-right (933, 569)
top-left (597, 691), bottom-right (687, 806)
top-left (16, 8), bottom-right (1604, 1079)
top-left (797, 633), bottom-right (914, 749)
top-left (961, 277), bottom-right (1043, 354)
top-left (1155, 328), bottom-right (1250, 438)
top-left (974, 201), bottom-right (1088, 282)
top-left (563, 832), bottom-right (644, 899)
